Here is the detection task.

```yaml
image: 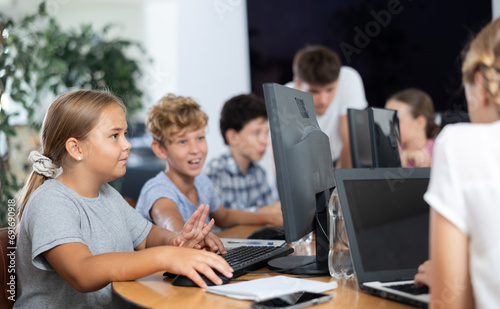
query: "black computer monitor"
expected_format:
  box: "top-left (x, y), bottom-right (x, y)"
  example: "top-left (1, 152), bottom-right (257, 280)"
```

top-left (348, 107), bottom-right (401, 168)
top-left (263, 83), bottom-right (335, 275)
top-left (347, 108), bottom-right (372, 168)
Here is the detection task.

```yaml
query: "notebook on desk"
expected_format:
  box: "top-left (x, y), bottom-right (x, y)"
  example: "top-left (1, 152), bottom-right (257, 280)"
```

top-left (334, 167), bottom-right (431, 308)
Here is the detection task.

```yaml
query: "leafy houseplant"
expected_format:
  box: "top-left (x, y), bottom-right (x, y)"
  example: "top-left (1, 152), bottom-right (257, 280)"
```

top-left (0, 2), bottom-right (148, 226)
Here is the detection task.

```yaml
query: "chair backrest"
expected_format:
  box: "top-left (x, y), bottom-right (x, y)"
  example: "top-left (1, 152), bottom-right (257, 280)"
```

top-left (118, 164), bottom-right (163, 203)
top-left (0, 227), bottom-right (16, 308)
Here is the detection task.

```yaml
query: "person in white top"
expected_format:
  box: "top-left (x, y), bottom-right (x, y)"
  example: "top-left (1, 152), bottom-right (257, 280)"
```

top-left (413, 17), bottom-right (500, 309)
top-left (288, 45), bottom-right (367, 168)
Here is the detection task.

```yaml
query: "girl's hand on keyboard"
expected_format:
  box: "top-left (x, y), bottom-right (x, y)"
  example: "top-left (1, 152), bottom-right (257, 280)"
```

top-left (198, 232), bottom-right (228, 254)
top-left (414, 260), bottom-right (431, 288)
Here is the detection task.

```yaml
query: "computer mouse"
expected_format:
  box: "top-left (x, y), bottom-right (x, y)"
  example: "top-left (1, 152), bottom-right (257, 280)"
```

top-left (163, 271), bottom-right (177, 278)
top-left (247, 226), bottom-right (286, 240)
top-left (171, 270), bottom-right (231, 287)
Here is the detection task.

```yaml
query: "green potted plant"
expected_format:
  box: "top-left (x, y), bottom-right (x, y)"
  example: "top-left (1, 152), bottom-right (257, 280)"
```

top-left (0, 2), bottom-right (149, 226)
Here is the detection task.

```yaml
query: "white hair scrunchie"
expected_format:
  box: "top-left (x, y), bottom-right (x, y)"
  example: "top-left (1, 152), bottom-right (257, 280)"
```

top-left (28, 151), bottom-right (62, 178)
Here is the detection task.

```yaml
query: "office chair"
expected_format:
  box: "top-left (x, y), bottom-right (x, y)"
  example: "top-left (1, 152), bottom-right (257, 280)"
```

top-left (118, 164), bottom-right (164, 207)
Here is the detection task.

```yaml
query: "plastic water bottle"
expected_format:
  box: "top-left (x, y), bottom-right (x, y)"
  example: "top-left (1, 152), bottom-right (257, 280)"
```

top-left (328, 188), bottom-right (354, 279)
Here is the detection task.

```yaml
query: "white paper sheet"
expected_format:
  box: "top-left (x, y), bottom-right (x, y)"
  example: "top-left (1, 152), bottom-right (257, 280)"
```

top-left (205, 275), bottom-right (337, 301)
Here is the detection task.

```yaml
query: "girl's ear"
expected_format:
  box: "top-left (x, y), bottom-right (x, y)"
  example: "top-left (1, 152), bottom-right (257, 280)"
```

top-left (151, 140), bottom-right (168, 160)
top-left (65, 138), bottom-right (83, 161)
top-left (415, 115), bottom-right (427, 129)
top-left (474, 71), bottom-right (489, 108)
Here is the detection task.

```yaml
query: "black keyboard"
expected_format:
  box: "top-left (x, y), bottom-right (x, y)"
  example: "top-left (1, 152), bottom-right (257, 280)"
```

top-left (386, 283), bottom-right (429, 295)
top-left (223, 245), bottom-right (294, 277)
top-left (168, 245), bottom-right (294, 286)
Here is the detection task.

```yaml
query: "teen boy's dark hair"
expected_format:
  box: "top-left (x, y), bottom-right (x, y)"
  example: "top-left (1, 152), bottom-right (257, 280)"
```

top-left (220, 94), bottom-right (267, 145)
top-left (293, 45), bottom-right (341, 85)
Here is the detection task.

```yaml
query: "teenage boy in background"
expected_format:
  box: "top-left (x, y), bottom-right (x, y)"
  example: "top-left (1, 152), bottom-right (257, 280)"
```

top-left (205, 94), bottom-right (281, 214)
top-left (288, 45), bottom-right (368, 168)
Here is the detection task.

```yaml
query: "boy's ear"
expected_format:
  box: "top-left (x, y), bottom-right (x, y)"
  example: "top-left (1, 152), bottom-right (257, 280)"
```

top-left (293, 77), bottom-right (301, 89)
top-left (225, 129), bottom-right (239, 146)
top-left (65, 138), bottom-right (83, 161)
top-left (151, 140), bottom-right (168, 160)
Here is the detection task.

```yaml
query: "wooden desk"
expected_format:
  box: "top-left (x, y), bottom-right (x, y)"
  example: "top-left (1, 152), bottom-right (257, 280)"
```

top-left (112, 225), bottom-right (413, 309)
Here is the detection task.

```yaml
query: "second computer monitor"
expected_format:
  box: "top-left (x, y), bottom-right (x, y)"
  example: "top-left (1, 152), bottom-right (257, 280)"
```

top-left (348, 107), bottom-right (401, 168)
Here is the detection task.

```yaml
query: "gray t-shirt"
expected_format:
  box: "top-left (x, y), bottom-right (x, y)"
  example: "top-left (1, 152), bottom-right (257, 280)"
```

top-left (15, 180), bottom-right (152, 309)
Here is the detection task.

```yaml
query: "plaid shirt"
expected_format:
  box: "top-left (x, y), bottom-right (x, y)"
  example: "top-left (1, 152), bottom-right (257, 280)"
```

top-left (205, 153), bottom-right (278, 212)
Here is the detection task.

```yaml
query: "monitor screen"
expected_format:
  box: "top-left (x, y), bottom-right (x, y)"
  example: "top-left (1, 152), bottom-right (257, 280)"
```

top-left (334, 167), bottom-right (430, 284)
top-left (347, 108), bottom-right (372, 168)
top-left (348, 107), bottom-right (401, 168)
top-left (263, 83), bottom-right (335, 275)
top-left (344, 178), bottom-right (429, 272)
top-left (370, 108), bottom-right (401, 168)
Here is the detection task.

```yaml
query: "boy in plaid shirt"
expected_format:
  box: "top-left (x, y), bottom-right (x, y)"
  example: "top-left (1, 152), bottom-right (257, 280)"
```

top-left (205, 94), bottom-right (281, 214)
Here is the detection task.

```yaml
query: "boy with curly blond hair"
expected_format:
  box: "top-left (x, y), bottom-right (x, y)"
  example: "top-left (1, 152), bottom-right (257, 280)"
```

top-left (136, 94), bottom-right (283, 233)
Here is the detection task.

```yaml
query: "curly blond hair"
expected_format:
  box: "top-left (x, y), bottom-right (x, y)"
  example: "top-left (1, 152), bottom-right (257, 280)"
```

top-left (462, 18), bottom-right (500, 114)
top-left (146, 93), bottom-right (208, 145)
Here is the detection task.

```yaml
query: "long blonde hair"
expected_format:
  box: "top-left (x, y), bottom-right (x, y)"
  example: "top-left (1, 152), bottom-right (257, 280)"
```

top-left (462, 18), bottom-right (500, 114)
top-left (17, 90), bottom-right (125, 221)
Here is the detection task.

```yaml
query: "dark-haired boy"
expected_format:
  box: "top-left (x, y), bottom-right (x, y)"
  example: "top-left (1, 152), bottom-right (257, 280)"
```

top-left (205, 94), bottom-right (281, 214)
top-left (288, 45), bottom-right (368, 168)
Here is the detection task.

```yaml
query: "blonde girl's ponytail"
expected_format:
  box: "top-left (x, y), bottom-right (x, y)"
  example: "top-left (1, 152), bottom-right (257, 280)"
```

top-left (462, 18), bottom-right (500, 114)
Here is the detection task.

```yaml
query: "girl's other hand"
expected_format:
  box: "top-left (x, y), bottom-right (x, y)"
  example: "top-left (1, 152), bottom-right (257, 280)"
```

top-left (172, 204), bottom-right (227, 253)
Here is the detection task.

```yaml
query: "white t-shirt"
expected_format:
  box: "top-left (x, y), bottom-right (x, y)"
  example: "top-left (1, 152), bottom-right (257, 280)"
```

top-left (424, 121), bottom-right (500, 309)
top-left (287, 66), bottom-right (368, 161)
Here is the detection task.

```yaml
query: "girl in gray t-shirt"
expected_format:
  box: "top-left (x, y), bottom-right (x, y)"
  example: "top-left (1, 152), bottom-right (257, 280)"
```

top-left (14, 90), bottom-right (232, 308)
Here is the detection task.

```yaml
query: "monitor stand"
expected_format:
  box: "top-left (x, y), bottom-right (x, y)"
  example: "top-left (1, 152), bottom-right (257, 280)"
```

top-left (267, 255), bottom-right (329, 275)
top-left (267, 192), bottom-right (331, 275)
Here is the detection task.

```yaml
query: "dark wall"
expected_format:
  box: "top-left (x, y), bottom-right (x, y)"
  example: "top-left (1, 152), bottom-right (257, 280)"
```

top-left (247, 0), bottom-right (492, 125)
